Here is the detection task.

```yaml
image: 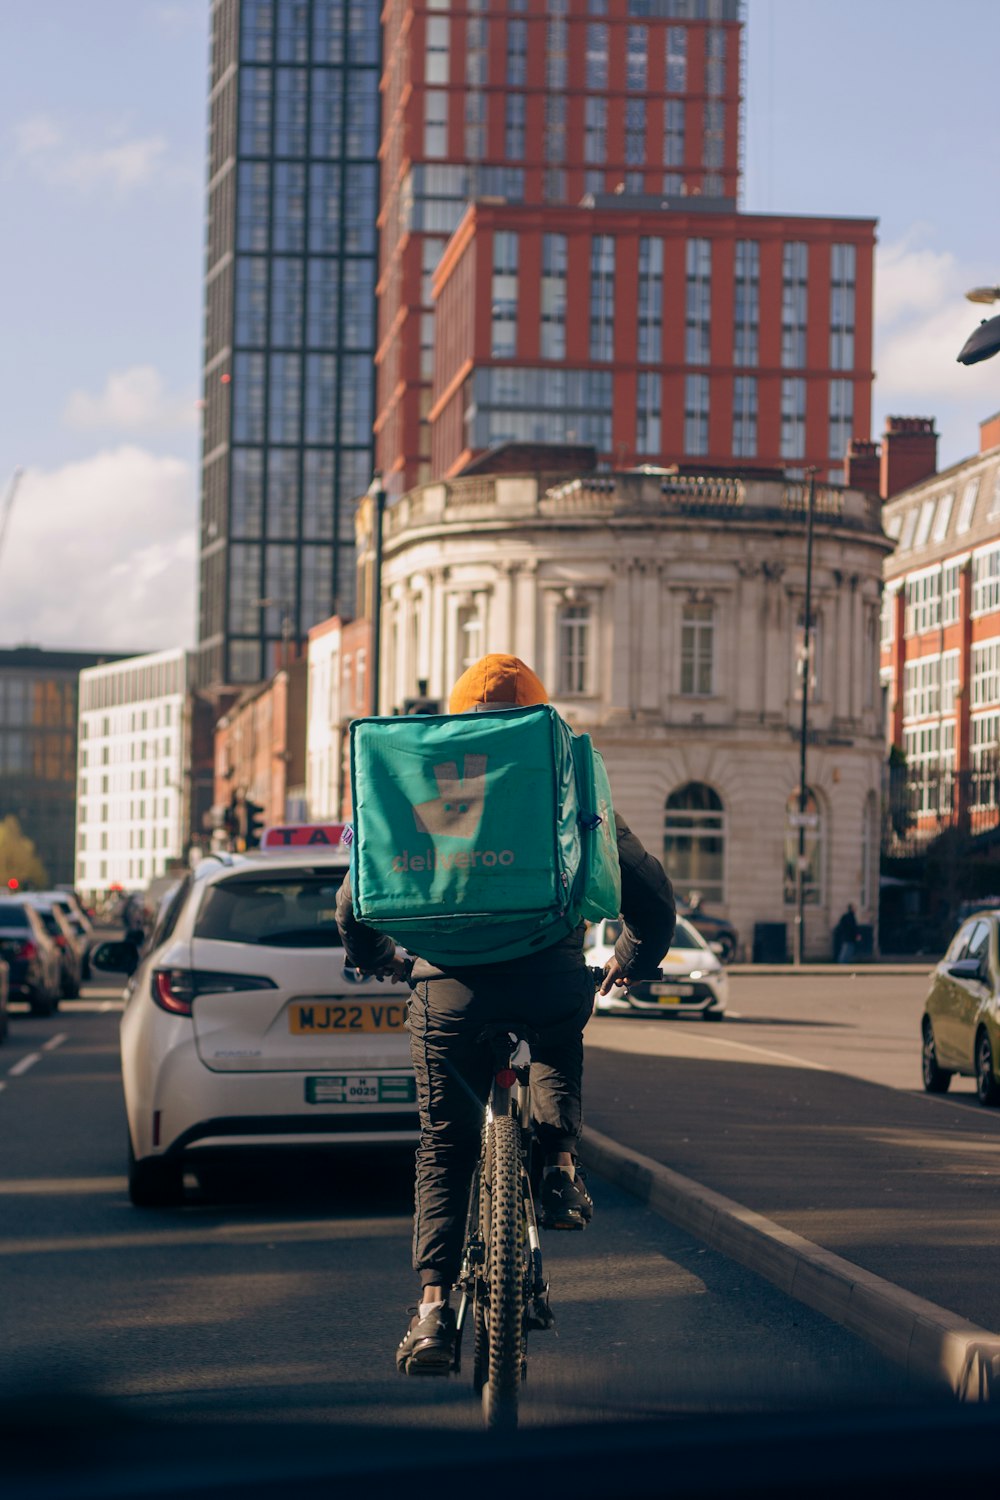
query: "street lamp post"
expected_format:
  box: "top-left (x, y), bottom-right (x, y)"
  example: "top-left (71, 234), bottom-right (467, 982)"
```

top-left (793, 469), bottom-right (817, 968)
top-left (368, 473), bottom-right (387, 715)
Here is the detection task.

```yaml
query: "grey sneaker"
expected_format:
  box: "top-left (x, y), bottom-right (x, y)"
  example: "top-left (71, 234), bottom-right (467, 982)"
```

top-left (396, 1303), bottom-right (457, 1376)
top-left (538, 1168), bottom-right (594, 1230)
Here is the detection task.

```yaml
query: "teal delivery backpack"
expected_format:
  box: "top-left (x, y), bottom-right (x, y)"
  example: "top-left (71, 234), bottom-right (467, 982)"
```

top-left (349, 703), bottom-right (621, 966)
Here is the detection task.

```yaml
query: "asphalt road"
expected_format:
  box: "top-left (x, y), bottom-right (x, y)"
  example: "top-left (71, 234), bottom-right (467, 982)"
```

top-left (0, 980), bottom-right (936, 1433)
top-left (584, 969), bottom-right (1000, 1330)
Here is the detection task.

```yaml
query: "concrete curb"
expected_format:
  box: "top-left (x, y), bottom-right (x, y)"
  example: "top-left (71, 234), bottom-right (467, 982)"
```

top-left (579, 1124), bottom-right (1000, 1401)
top-left (727, 964), bottom-right (934, 977)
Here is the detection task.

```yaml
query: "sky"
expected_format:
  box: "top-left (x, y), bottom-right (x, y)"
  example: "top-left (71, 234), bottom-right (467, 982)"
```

top-left (0, 0), bottom-right (997, 654)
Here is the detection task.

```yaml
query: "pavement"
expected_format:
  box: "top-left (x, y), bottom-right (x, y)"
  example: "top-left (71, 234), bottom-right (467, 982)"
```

top-left (579, 1030), bottom-right (1000, 1398)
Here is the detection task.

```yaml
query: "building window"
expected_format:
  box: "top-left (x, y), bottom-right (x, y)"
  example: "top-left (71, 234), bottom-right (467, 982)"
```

top-left (972, 640), bottom-right (1000, 709)
top-left (733, 240), bottom-right (759, 366)
top-left (973, 546), bottom-right (1000, 615)
top-left (663, 783), bottom-right (725, 906)
top-left (636, 372), bottom-right (661, 454)
top-left (958, 476), bottom-right (981, 534)
top-left (913, 496), bottom-right (936, 550)
top-left (784, 790), bottom-right (823, 906)
top-left (455, 603), bottom-right (482, 679)
top-left (546, 16), bottom-right (567, 89)
top-left (425, 14), bottom-right (449, 84)
top-left (627, 25), bottom-right (647, 89)
top-left (625, 98), bottom-right (646, 166)
top-left (505, 93), bottom-right (525, 160)
top-left (780, 378), bottom-right (806, 462)
top-left (541, 233), bottom-right (567, 360)
top-left (558, 603), bottom-right (591, 695)
top-left (466, 14), bottom-right (488, 88)
top-left (781, 242), bottom-right (809, 368)
top-left (465, 88), bottom-right (485, 160)
top-left (586, 23), bottom-right (608, 88)
top-left (584, 96), bottom-right (606, 165)
top-left (830, 243), bottom-right (856, 370)
top-left (971, 715), bottom-right (1000, 811)
top-left (506, 17), bottom-right (527, 85)
top-left (680, 600), bottom-right (714, 696)
top-left (933, 492), bottom-right (955, 541)
top-left (666, 26), bottom-right (687, 92)
top-left (942, 562), bottom-right (961, 624)
top-left (684, 374), bottom-right (709, 456)
top-left (702, 100), bottom-right (724, 169)
top-left (637, 237), bottom-right (663, 363)
top-left (424, 90), bottom-right (448, 157)
top-left (664, 99), bottom-right (685, 170)
top-left (589, 236), bottom-right (615, 361)
top-left (903, 655), bottom-right (941, 719)
top-left (732, 375), bottom-right (757, 458)
top-left (685, 238), bottom-right (711, 364)
top-left (705, 25), bottom-right (726, 95)
top-left (904, 570), bottom-right (941, 635)
top-left (491, 231), bottom-right (519, 358)
top-left (829, 379), bottom-right (853, 464)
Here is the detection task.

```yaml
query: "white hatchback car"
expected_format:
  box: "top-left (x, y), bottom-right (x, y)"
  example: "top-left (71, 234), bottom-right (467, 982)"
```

top-left (585, 915), bottom-right (728, 1020)
top-left (94, 828), bottom-right (416, 1207)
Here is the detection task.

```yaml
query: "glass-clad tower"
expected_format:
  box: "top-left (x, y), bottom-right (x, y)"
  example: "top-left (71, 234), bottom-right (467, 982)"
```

top-left (198, 0), bottom-right (379, 688)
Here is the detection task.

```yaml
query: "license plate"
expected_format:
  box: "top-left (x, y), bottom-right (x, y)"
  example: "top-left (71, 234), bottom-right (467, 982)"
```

top-left (305, 1074), bottom-right (416, 1105)
top-left (649, 983), bottom-right (690, 1001)
top-left (289, 1000), bottom-right (408, 1034)
top-left (656, 994), bottom-right (683, 1005)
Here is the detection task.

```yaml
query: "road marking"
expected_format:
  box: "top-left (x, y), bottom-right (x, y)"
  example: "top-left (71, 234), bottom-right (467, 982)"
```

top-left (8, 1053), bottom-right (41, 1077)
top-left (588, 1023), bottom-right (830, 1072)
top-left (42, 1033), bottom-right (67, 1052)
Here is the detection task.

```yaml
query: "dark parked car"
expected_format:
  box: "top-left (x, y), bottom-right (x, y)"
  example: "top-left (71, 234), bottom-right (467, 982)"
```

top-left (0, 900), bottom-right (61, 1014)
top-left (44, 892), bottom-right (96, 979)
top-left (18, 897), bottom-right (83, 998)
top-left (676, 895), bottom-right (740, 963)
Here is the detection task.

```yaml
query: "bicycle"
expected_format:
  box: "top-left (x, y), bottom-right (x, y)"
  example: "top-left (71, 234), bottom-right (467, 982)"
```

top-left (451, 964), bottom-right (639, 1430)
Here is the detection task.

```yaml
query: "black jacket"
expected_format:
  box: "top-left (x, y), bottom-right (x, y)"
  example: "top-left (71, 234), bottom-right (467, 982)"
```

top-left (334, 810), bottom-right (676, 982)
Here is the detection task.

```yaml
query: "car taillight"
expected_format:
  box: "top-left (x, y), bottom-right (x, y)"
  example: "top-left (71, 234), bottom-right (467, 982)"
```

top-left (16, 941), bottom-right (37, 960)
top-left (151, 969), bottom-right (276, 1016)
top-left (55, 935), bottom-right (68, 949)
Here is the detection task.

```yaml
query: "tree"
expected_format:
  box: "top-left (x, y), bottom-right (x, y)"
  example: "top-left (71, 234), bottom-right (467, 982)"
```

top-left (0, 815), bottom-right (48, 890)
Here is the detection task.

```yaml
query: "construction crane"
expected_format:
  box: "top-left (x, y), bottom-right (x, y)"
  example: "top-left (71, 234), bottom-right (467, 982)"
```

top-left (0, 468), bottom-right (24, 570)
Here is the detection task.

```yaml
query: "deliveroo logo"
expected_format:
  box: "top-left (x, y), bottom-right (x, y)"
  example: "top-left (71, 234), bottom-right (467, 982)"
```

top-left (412, 756), bottom-right (487, 840)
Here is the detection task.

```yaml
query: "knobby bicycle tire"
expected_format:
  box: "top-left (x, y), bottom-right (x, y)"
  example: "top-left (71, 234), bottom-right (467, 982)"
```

top-left (471, 1154), bottom-right (489, 1396)
top-left (483, 1112), bottom-right (524, 1430)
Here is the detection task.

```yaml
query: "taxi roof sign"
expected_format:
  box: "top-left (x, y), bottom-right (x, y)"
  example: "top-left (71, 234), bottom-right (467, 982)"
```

top-left (261, 823), bottom-right (350, 850)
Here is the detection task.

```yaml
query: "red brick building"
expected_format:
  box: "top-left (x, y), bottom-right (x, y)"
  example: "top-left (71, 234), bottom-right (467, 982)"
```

top-left (430, 198), bottom-right (874, 479)
top-left (880, 415), bottom-right (1000, 850)
top-left (376, 0), bottom-right (745, 495)
top-left (213, 658), bottom-right (308, 841)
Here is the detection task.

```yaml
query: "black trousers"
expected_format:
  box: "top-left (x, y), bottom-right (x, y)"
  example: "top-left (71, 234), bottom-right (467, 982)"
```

top-left (407, 964), bottom-right (594, 1288)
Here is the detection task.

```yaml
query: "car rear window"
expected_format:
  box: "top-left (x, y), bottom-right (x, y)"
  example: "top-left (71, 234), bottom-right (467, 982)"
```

top-left (32, 910), bottom-right (60, 936)
top-left (0, 903), bottom-right (30, 929)
top-left (194, 876), bottom-right (345, 948)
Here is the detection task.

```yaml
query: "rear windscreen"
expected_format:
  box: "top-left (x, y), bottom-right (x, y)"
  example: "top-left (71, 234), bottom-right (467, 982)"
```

top-left (0, 904), bottom-right (30, 929)
top-left (33, 911), bottom-right (60, 936)
top-left (194, 876), bottom-right (346, 948)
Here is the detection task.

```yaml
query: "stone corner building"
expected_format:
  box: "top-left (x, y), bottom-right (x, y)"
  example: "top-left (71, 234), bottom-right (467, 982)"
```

top-left (368, 466), bottom-right (890, 959)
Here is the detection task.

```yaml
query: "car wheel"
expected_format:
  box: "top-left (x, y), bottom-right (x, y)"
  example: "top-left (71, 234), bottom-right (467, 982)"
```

top-left (0, 1005), bottom-right (7, 1044)
top-left (975, 1030), bottom-right (1000, 1107)
top-left (704, 1008), bottom-right (725, 1022)
top-left (128, 1136), bottom-right (185, 1208)
top-left (29, 991), bottom-right (57, 1018)
top-left (715, 933), bottom-right (737, 964)
top-left (61, 976), bottom-right (80, 1000)
top-left (921, 1020), bottom-right (952, 1093)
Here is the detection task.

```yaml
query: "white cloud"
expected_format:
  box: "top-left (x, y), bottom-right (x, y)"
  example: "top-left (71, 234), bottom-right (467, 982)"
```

top-left (0, 448), bottom-right (196, 653)
top-left (65, 366), bottom-right (198, 436)
top-left (874, 232), bottom-right (999, 450)
top-left (11, 112), bottom-right (168, 194)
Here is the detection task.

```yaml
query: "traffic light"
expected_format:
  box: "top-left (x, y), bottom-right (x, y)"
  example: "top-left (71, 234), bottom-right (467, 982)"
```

top-left (244, 799), bottom-right (265, 849)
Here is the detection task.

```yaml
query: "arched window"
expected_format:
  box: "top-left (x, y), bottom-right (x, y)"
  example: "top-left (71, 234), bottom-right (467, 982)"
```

top-left (783, 789), bottom-right (824, 906)
top-left (663, 783), bottom-right (725, 904)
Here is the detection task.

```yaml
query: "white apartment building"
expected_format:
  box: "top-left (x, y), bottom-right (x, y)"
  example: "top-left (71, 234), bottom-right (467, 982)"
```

top-left (76, 648), bottom-right (194, 895)
top-left (305, 615), bottom-right (342, 820)
top-left (362, 467), bottom-right (891, 959)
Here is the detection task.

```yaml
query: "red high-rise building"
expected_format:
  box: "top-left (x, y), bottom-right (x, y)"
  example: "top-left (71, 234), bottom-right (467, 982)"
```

top-left (431, 197), bottom-right (874, 478)
top-left (377, 0), bottom-right (745, 496)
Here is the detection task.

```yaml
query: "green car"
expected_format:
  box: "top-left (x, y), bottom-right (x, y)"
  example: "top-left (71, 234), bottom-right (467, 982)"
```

top-left (921, 911), bottom-right (1000, 1105)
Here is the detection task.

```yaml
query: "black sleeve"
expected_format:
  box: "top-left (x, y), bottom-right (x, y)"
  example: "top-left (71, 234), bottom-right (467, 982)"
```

top-left (335, 872), bottom-right (396, 972)
top-left (611, 812), bottom-right (676, 979)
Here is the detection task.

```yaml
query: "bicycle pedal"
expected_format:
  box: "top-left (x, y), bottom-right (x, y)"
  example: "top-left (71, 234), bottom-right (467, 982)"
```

top-left (525, 1295), bottom-right (555, 1331)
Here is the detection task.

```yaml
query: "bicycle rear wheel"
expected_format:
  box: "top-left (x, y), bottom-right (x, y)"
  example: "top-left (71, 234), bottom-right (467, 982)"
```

top-left (482, 1112), bottom-right (524, 1430)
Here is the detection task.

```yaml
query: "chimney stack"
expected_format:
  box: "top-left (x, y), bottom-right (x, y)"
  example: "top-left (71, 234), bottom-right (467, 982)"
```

top-left (845, 438), bottom-right (880, 494)
top-left (980, 412), bottom-right (1000, 455)
top-left (880, 417), bottom-right (938, 500)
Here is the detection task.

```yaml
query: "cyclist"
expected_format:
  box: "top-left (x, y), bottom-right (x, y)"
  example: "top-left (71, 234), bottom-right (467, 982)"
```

top-left (335, 654), bottom-right (675, 1376)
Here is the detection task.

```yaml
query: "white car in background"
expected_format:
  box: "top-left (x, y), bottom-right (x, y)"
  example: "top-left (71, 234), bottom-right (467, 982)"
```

top-left (93, 824), bottom-right (416, 1207)
top-left (585, 915), bottom-right (728, 1021)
